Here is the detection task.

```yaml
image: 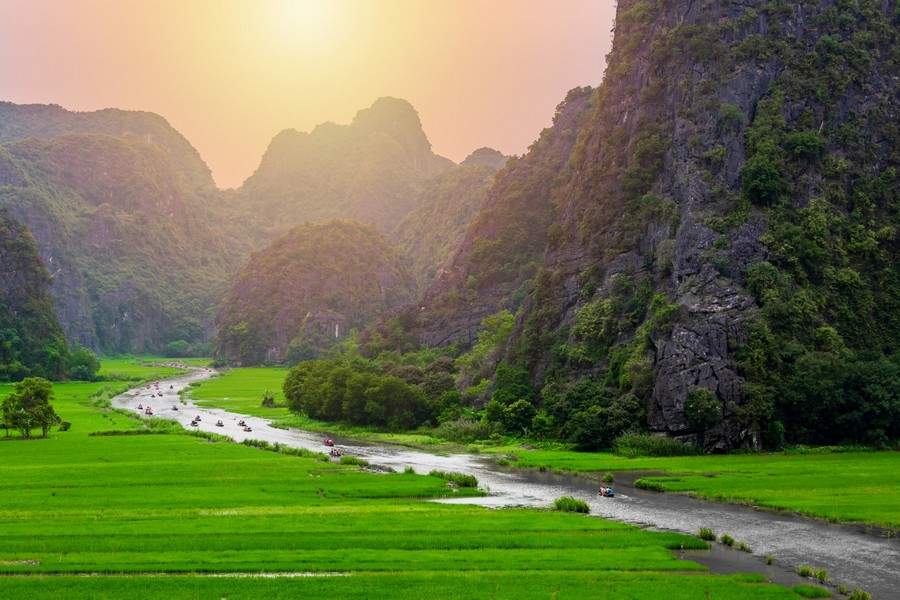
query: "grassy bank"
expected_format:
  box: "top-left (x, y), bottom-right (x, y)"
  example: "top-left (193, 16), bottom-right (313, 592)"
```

top-left (0, 371), bottom-right (803, 599)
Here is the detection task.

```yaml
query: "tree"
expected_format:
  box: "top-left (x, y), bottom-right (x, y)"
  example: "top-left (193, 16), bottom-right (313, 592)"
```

top-left (684, 388), bottom-right (722, 430)
top-left (1, 377), bottom-right (57, 438)
top-left (68, 344), bottom-right (101, 380)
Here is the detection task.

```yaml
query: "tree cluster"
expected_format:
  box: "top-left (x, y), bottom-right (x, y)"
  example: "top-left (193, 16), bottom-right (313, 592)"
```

top-left (1, 377), bottom-right (58, 438)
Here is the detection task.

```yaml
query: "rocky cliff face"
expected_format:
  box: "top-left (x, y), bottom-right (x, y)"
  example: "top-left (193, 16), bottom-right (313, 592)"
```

top-left (407, 0), bottom-right (898, 450)
top-left (406, 88), bottom-right (594, 348)
top-left (394, 148), bottom-right (508, 288)
top-left (234, 97), bottom-right (454, 244)
top-left (523, 0), bottom-right (898, 450)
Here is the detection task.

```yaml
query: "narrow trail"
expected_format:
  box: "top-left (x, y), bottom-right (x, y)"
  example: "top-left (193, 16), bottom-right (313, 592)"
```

top-left (113, 367), bottom-right (900, 598)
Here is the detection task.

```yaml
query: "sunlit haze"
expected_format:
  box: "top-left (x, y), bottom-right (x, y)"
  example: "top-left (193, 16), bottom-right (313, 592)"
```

top-left (0, 1), bottom-right (615, 189)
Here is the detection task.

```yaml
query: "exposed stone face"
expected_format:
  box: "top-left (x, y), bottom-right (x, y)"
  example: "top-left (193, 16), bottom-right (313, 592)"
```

top-left (413, 0), bottom-right (896, 450)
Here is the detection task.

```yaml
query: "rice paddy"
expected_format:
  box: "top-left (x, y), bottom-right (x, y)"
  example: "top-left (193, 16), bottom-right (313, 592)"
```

top-left (0, 366), bottom-right (804, 598)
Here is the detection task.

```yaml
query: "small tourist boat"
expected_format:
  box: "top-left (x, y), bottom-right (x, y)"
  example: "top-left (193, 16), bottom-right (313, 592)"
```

top-left (599, 486), bottom-right (615, 497)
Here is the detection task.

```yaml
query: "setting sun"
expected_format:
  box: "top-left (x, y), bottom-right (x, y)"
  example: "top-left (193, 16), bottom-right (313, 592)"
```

top-left (263, 0), bottom-right (342, 52)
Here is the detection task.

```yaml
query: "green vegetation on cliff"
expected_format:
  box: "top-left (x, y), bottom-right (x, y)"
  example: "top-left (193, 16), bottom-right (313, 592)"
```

top-left (215, 220), bottom-right (418, 365)
top-left (0, 133), bottom-right (238, 354)
top-left (0, 207), bottom-right (70, 380)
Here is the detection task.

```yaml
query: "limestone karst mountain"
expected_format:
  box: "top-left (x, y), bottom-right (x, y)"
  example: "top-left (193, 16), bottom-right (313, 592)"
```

top-left (390, 0), bottom-right (899, 450)
top-left (231, 97), bottom-right (455, 244)
top-left (215, 220), bottom-right (418, 365)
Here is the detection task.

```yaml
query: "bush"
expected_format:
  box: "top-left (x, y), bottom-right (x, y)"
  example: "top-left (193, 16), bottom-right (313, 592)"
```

top-left (797, 565), bottom-right (814, 577)
top-left (698, 527), bottom-right (716, 541)
top-left (720, 533), bottom-right (735, 547)
top-left (738, 541), bottom-right (752, 552)
top-left (57, 421), bottom-right (71, 432)
top-left (613, 432), bottom-right (701, 457)
top-left (428, 470), bottom-right (478, 488)
top-left (848, 589), bottom-right (871, 600)
top-left (814, 569), bottom-right (828, 583)
top-left (685, 388), bottom-right (722, 429)
top-left (433, 419), bottom-right (497, 444)
top-left (602, 472), bottom-right (615, 483)
top-left (339, 455), bottom-right (369, 467)
top-left (553, 496), bottom-right (590, 514)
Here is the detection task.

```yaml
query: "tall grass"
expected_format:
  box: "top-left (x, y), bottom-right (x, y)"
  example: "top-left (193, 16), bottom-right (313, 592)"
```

top-left (613, 433), bottom-right (702, 458)
top-left (427, 470), bottom-right (478, 488)
top-left (553, 496), bottom-right (590, 514)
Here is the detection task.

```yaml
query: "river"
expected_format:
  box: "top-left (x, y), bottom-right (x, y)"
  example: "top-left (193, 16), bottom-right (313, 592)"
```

top-left (114, 368), bottom-right (899, 598)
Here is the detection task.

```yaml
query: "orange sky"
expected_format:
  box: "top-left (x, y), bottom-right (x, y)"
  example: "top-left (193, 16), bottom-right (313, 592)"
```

top-left (0, 1), bottom-right (615, 189)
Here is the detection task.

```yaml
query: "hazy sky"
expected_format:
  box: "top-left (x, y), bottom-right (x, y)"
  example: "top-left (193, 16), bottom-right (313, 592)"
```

top-left (0, 1), bottom-right (616, 189)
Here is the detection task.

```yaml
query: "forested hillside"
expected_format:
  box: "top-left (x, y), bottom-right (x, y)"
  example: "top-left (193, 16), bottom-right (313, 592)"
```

top-left (379, 0), bottom-right (898, 450)
top-left (394, 148), bottom-right (507, 287)
top-left (0, 206), bottom-right (70, 380)
top-left (231, 97), bottom-right (454, 244)
top-left (215, 220), bottom-right (418, 365)
top-left (0, 133), bottom-right (238, 354)
top-left (0, 102), bottom-right (216, 196)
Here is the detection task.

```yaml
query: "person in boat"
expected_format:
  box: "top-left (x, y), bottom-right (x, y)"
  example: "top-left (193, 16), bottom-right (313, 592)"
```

top-left (216, 420), bottom-right (224, 427)
top-left (172, 405), bottom-right (179, 411)
top-left (138, 404), bottom-right (143, 410)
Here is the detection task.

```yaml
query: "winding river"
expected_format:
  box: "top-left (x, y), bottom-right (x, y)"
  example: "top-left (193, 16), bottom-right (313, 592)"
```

top-left (114, 368), bottom-right (900, 598)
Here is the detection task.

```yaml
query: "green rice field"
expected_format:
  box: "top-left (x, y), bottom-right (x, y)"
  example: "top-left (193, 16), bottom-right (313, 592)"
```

top-left (0, 369), bottom-right (803, 598)
top-left (185, 366), bottom-right (290, 417)
top-left (492, 448), bottom-right (900, 529)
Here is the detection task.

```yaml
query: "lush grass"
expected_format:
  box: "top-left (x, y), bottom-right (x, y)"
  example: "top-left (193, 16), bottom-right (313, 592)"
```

top-left (485, 447), bottom-right (900, 528)
top-left (184, 367), bottom-right (290, 417)
top-left (95, 356), bottom-right (190, 381)
top-left (0, 572), bottom-right (798, 599)
top-left (0, 372), bottom-right (801, 598)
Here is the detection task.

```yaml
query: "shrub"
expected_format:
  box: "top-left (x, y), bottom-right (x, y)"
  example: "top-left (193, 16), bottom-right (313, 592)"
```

top-left (797, 565), bottom-right (814, 577)
top-left (553, 496), bottom-right (590, 514)
top-left (433, 419), bottom-right (496, 444)
top-left (738, 541), bottom-right (752, 552)
top-left (766, 555), bottom-right (774, 565)
top-left (837, 585), bottom-right (847, 595)
top-left (814, 569), bottom-right (829, 583)
top-left (698, 528), bottom-right (716, 541)
top-left (428, 470), bottom-right (478, 488)
top-left (685, 388), bottom-right (722, 429)
top-left (720, 533), bottom-right (735, 546)
top-left (339, 455), bottom-right (369, 467)
top-left (613, 432), bottom-right (701, 457)
top-left (57, 421), bottom-right (71, 432)
top-left (848, 590), bottom-right (871, 600)
top-left (792, 584), bottom-right (832, 598)
top-left (602, 472), bottom-right (615, 483)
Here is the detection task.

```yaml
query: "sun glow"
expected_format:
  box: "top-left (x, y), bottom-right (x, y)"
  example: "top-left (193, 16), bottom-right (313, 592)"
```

top-left (264, 0), bottom-right (341, 53)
